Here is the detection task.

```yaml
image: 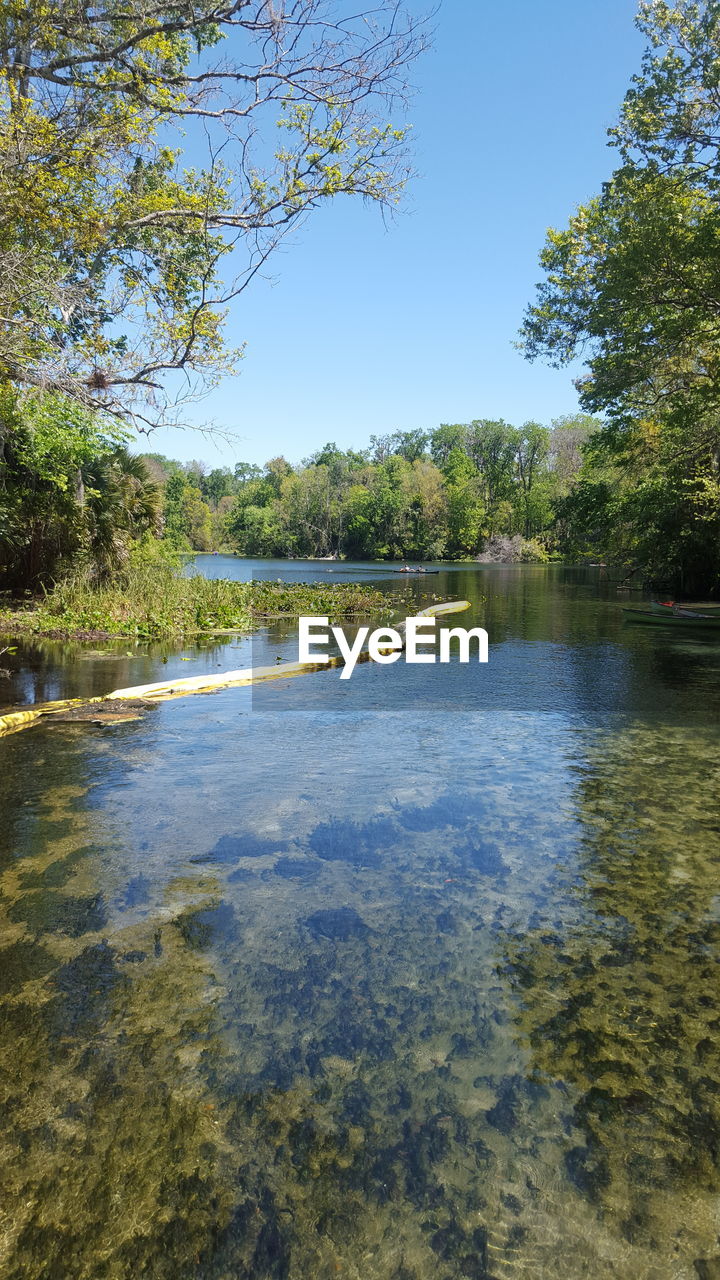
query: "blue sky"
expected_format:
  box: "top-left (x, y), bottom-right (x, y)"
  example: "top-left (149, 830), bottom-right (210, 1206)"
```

top-left (147, 0), bottom-right (642, 468)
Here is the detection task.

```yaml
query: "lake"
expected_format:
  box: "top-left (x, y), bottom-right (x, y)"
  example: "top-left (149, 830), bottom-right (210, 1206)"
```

top-left (1, 560), bottom-right (719, 1279)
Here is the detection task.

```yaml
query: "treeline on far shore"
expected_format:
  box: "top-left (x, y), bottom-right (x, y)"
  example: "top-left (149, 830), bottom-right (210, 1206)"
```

top-left (1, 395), bottom-right (717, 596)
top-left (142, 418), bottom-right (597, 564)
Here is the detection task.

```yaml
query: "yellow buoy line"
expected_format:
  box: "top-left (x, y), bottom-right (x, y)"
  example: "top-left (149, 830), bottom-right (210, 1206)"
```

top-left (0, 600), bottom-right (471, 738)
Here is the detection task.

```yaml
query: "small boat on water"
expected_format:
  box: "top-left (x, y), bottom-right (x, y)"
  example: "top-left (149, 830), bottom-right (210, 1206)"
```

top-left (623, 607), bottom-right (720, 629)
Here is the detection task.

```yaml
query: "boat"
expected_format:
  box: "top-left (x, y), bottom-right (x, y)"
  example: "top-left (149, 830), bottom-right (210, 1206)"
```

top-left (623, 608), bottom-right (720, 629)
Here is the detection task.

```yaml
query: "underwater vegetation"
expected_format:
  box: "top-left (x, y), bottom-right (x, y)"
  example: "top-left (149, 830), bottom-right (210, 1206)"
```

top-left (1, 714), bottom-right (720, 1280)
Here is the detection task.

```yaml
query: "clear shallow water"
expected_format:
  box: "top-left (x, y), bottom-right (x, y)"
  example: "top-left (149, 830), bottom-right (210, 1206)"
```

top-left (1, 563), bottom-right (720, 1279)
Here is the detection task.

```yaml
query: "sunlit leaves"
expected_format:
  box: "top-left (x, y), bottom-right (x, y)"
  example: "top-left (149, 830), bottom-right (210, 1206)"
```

top-left (0, 2), bottom-right (425, 425)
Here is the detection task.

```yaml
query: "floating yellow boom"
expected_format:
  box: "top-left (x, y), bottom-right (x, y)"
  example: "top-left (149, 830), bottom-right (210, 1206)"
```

top-left (0, 600), bottom-right (471, 738)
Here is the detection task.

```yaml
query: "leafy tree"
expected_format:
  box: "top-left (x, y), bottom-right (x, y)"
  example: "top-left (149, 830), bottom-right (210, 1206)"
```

top-left (0, 1), bottom-right (427, 426)
top-left (547, 415), bottom-right (601, 491)
top-left (399, 459), bottom-right (448, 557)
top-left (0, 388), bottom-right (157, 587)
top-left (430, 423), bottom-right (469, 467)
top-left (191, 418), bottom-right (590, 562)
top-left (232, 462), bottom-right (261, 486)
top-left (514, 422), bottom-right (550, 538)
top-left (389, 429), bottom-right (429, 462)
top-left (303, 442), bottom-right (342, 469)
top-left (368, 434), bottom-right (396, 464)
top-left (280, 466), bottom-right (337, 557)
top-left (341, 484), bottom-right (376, 558)
top-left (466, 420), bottom-right (518, 535)
top-left (163, 474), bottom-right (189, 548)
top-left (202, 467), bottom-right (235, 508)
top-left (85, 448), bottom-right (161, 574)
top-left (264, 457), bottom-right (294, 495)
top-left (519, 0), bottom-right (720, 589)
top-left (137, 453), bottom-right (183, 488)
top-left (518, 0), bottom-right (720, 422)
top-left (441, 448), bottom-right (483, 556)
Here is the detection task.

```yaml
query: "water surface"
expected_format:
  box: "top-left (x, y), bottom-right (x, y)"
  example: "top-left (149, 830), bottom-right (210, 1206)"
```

top-left (1, 562), bottom-right (719, 1279)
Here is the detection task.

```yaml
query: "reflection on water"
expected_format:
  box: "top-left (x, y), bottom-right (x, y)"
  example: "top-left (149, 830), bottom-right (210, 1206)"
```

top-left (1, 566), bottom-right (720, 1278)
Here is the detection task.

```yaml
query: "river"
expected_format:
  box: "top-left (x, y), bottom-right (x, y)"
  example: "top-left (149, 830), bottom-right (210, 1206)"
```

top-left (1, 560), bottom-right (719, 1279)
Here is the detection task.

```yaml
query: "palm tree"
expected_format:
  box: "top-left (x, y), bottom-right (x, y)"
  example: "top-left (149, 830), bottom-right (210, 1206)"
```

top-left (85, 449), bottom-right (161, 578)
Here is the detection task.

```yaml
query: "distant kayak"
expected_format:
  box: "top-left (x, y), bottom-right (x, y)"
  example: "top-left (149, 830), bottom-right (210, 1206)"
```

top-left (623, 608), bottom-right (720, 629)
top-left (323, 567), bottom-right (440, 575)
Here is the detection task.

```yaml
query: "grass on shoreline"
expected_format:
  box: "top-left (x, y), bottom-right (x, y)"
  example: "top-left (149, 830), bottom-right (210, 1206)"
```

top-left (0, 565), bottom-right (399, 641)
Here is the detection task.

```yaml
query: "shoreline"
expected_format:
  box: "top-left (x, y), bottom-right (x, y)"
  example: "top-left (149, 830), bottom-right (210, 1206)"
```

top-left (0, 577), bottom-right (400, 645)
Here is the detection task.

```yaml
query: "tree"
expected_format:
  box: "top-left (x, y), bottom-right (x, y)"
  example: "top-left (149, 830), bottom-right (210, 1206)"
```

top-left (466, 420), bottom-right (518, 535)
top-left (202, 467), bottom-right (234, 508)
top-left (264, 457), bottom-right (294, 494)
top-left (368, 434), bottom-right (396, 464)
top-left (519, 0), bottom-right (720, 589)
top-left (0, 388), bottom-right (158, 587)
top-left (441, 448), bottom-right (483, 556)
top-left (85, 448), bottom-right (161, 574)
top-left (389, 429), bottom-right (429, 462)
top-left (233, 461), bottom-right (262, 486)
top-left (430, 423), bottom-right (469, 467)
top-left (519, 168), bottom-right (720, 428)
top-left (0, 1), bottom-right (428, 427)
top-left (519, 1), bottom-right (720, 430)
top-left (162, 473), bottom-right (192, 547)
top-left (514, 422), bottom-right (550, 538)
top-left (400, 458), bottom-right (447, 556)
top-left (547, 415), bottom-right (600, 491)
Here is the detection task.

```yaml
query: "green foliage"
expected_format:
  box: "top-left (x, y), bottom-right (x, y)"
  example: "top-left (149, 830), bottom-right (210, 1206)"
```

top-left (221, 420), bottom-right (594, 561)
top-left (520, 0), bottom-right (720, 590)
top-left (2, 407), bottom-right (598, 595)
top-left (0, 1), bottom-right (426, 427)
top-left (555, 424), bottom-right (720, 589)
top-left (0, 388), bottom-right (158, 589)
top-left (0, 569), bottom-right (392, 640)
top-left (519, 537), bottom-right (550, 563)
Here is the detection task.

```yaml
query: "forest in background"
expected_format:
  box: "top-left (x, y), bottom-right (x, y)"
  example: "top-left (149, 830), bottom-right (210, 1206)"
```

top-left (2, 2), bottom-right (720, 596)
top-left (138, 416), bottom-right (599, 563)
top-left (520, 1), bottom-right (720, 597)
top-left (1, 397), bottom-right (715, 591)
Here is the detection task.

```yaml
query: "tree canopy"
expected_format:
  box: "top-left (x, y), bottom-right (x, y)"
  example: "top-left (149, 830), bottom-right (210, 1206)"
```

top-left (141, 415), bottom-right (597, 562)
top-left (0, 0), bottom-right (427, 428)
top-left (519, 0), bottom-right (720, 591)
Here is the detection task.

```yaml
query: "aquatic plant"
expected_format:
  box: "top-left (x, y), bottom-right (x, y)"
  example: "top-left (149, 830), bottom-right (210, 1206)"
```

top-left (0, 569), bottom-right (394, 641)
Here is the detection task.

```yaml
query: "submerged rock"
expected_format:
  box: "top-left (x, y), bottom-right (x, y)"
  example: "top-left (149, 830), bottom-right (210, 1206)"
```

top-left (121, 873), bottom-right (151, 908)
top-left (695, 1259), bottom-right (720, 1280)
top-left (172, 900), bottom-right (236, 949)
top-left (273, 857), bottom-right (320, 881)
top-left (52, 940), bottom-right (127, 1031)
top-left (303, 907), bottom-right (371, 942)
top-left (191, 833), bottom-right (288, 863)
top-left (306, 818), bottom-right (388, 867)
top-left (462, 839), bottom-right (508, 879)
top-left (19, 845), bottom-right (87, 890)
top-left (564, 1143), bottom-right (611, 1201)
top-left (8, 890), bottom-right (107, 937)
top-left (396, 791), bottom-right (486, 832)
top-left (0, 940), bottom-right (57, 994)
